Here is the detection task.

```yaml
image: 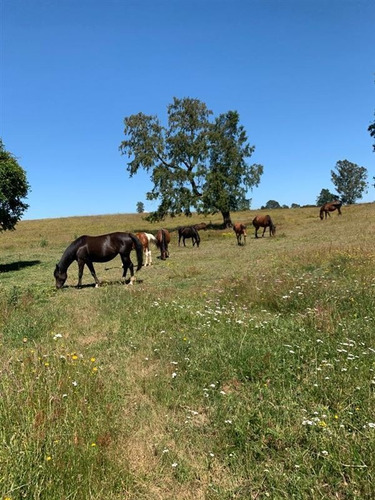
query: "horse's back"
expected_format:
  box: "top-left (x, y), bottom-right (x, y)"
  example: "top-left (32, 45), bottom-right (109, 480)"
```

top-left (233, 223), bottom-right (246, 234)
top-left (156, 228), bottom-right (171, 244)
top-left (194, 222), bottom-right (207, 231)
top-left (253, 215), bottom-right (270, 227)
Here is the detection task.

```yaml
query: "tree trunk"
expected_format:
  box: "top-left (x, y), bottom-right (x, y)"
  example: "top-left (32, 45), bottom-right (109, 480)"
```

top-left (221, 211), bottom-right (232, 228)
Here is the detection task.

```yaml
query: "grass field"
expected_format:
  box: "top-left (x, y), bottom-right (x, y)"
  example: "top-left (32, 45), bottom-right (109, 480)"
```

top-left (0, 204), bottom-right (374, 499)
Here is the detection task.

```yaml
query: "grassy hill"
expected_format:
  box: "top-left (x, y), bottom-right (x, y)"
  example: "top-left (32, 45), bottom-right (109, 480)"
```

top-left (1, 204), bottom-right (375, 499)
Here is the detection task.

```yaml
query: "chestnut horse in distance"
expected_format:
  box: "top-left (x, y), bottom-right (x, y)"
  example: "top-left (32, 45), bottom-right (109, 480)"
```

top-left (233, 223), bottom-right (247, 245)
top-left (252, 215), bottom-right (276, 238)
top-left (320, 201), bottom-right (342, 220)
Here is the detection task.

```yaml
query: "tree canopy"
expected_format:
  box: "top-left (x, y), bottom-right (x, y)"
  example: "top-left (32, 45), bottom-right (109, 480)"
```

top-left (119, 97), bottom-right (263, 226)
top-left (0, 140), bottom-right (30, 231)
top-left (262, 200), bottom-right (281, 210)
top-left (316, 188), bottom-right (337, 206)
top-left (330, 159), bottom-right (368, 205)
top-left (136, 201), bottom-right (145, 214)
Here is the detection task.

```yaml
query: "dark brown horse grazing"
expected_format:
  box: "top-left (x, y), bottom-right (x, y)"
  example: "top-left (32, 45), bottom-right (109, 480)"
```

top-left (156, 228), bottom-right (171, 260)
top-left (233, 223), bottom-right (247, 245)
top-left (320, 201), bottom-right (342, 220)
top-left (253, 215), bottom-right (276, 238)
top-left (54, 232), bottom-right (143, 288)
top-left (178, 226), bottom-right (200, 247)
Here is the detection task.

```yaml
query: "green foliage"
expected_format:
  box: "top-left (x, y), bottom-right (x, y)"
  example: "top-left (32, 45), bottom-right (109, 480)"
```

top-left (120, 98), bottom-right (263, 225)
top-left (0, 139), bottom-right (30, 231)
top-left (263, 199), bottom-right (281, 209)
top-left (331, 159), bottom-right (368, 204)
top-left (316, 188), bottom-right (337, 206)
top-left (136, 201), bottom-right (145, 214)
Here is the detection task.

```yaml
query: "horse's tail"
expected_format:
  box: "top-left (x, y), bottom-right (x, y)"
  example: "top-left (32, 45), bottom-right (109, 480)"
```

top-left (160, 229), bottom-right (167, 258)
top-left (147, 234), bottom-right (158, 247)
top-left (129, 233), bottom-right (143, 271)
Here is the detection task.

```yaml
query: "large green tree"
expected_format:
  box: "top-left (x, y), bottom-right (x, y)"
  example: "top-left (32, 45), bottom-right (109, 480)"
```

top-left (316, 188), bottom-right (337, 206)
top-left (331, 159), bottom-right (368, 205)
top-left (119, 97), bottom-right (263, 227)
top-left (0, 140), bottom-right (30, 231)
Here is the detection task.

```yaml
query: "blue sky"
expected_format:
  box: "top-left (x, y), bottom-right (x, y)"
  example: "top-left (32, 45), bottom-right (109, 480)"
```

top-left (2, 0), bottom-right (374, 220)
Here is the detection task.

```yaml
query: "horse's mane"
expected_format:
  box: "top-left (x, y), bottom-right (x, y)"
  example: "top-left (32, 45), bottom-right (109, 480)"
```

top-left (58, 236), bottom-right (87, 270)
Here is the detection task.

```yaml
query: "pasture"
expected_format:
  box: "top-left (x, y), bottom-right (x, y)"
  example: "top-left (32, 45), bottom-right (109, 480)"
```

top-left (0, 204), bottom-right (374, 499)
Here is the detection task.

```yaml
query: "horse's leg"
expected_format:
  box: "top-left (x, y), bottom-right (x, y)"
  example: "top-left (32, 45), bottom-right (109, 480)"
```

top-left (254, 227), bottom-right (258, 238)
top-left (337, 207), bottom-right (342, 215)
top-left (183, 237), bottom-right (186, 247)
top-left (77, 259), bottom-right (85, 288)
top-left (262, 226), bottom-right (266, 237)
top-left (86, 260), bottom-right (100, 287)
top-left (121, 254), bottom-right (135, 284)
top-left (149, 249), bottom-right (152, 265)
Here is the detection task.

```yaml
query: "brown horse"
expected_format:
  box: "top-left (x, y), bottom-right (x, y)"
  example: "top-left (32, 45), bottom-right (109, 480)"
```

top-left (54, 232), bottom-right (143, 288)
top-left (320, 201), bottom-right (342, 220)
top-left (156, 228), bottom-right (171, 260)
top-left (194, 222), bottom-right (208, 231)
top-left (178, 226), bottom-right (200, 247)
top-left (253, 215), bottom-right (276, 238)
top-left (136, 232), bottom-right (157, 266)
top-left (233, 223), bottom-right (247, 245)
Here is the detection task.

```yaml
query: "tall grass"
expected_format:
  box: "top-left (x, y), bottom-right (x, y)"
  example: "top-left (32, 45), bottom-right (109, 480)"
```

top-left (0, 205), bottom-right (375, 498)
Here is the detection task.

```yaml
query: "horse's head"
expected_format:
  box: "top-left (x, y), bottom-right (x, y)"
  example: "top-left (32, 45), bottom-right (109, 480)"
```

top-left (54, 264), bottom-right (67, 289)
top-left (271, 225), bottom-right (276, 236)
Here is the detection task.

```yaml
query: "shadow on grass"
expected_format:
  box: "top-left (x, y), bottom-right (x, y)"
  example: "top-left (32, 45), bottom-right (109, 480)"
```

top-left (0, 260), bottom-right (41, 273)
top-left (62, 278), bottom-right (144, 289)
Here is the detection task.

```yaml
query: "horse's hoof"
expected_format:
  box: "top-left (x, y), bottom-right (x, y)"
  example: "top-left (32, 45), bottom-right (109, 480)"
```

top-left (95, 283), bottom-right (99, 288)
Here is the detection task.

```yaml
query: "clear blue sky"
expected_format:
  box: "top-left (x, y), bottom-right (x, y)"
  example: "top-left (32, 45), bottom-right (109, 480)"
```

top-left (2, 0), bottom-right (374, 220)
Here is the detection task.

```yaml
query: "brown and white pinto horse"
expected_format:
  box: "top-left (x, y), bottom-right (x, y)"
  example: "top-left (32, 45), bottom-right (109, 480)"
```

top-left (320, 201), bottom-right (342, 220)
top-left (156, 228), bottom-right (171, 260)
top-left (233, 223), bottom-right (247, 245)
top-left (253, 215), bottom-right (276, 238)
top-left (136, 232), bottom-right (158, 266)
